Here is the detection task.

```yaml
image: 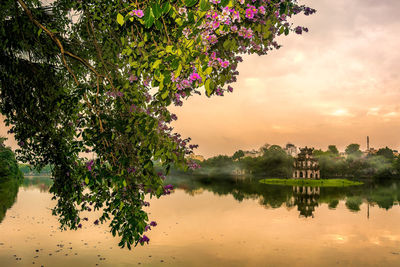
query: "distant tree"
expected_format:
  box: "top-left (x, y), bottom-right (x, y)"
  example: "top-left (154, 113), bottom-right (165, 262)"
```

top-left (345, 144), bottom-right (362, 157)
top-left (232, 150), bottom-right (245, 160)
top-left (259, 143), bottom-right (271, 155)
top-left (394, 156), bottom-right (400, 175)
top-left (328, 145), bottom-right (339, 155)
top-left (376, 147), bottom-right (394, 161)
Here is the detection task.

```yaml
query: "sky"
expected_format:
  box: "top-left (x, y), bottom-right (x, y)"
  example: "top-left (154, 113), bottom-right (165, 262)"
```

top-left (1, 0), bottom-right (400, 158)
top-left (169, 0), bottom-right (400, 158)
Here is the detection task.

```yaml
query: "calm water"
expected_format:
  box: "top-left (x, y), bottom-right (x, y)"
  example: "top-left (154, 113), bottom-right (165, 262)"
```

top-left (1, 175), bottom-right (400, 266)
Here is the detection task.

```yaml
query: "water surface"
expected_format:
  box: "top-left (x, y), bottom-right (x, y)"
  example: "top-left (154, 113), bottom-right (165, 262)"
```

top-left (0, 175), bottom-right (400, 266)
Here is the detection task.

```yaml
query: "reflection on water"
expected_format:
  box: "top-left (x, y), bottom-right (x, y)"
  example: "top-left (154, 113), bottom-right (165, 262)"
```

top-left (0, 177), bottom-right (20, 223)
top-left (291, 186), bottom-right (320, 218)
top-left (168, 175), bottom-right (400, 217)
top-left (0, 175), bottom-right (400, 266)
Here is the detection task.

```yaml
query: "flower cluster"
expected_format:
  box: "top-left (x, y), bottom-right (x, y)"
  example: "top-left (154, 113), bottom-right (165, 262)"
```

top-left (130, 9), bottom-right (144, 18)
top-left (106, 91), bottom-right (124, 98)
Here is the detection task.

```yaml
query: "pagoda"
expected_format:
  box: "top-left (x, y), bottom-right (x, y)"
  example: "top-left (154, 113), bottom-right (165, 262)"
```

top-left (293, 147), bottom-right (320, 179)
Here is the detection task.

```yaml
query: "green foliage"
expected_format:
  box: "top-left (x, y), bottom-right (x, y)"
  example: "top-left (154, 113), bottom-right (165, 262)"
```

top-left (0, 0), bottom-right (313, 248)
top-left (376, 147), bottom-right (394, 161)
top-left (345, 144), bottom-right (362, 157)
top-left (232, 149), bottom-right (244, 160)
top-left (0, 138), bottom-right (23, 223)
top-left (241, 145), bottom-right (293, 178)
top-left (328, 145), bottom-right (339, 155)
top-left (0, 139), bottom-right (23, 181)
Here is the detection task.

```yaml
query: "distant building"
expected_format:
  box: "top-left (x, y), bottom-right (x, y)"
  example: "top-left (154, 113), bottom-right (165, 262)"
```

top-left (363, 148), bottom-right (378, 156)
top-left (284, 143), bottom-right (298, 157)
top-left (187, 154), bottom-right (205, 162)
top-left (293, 147), bottom-right (320, 179)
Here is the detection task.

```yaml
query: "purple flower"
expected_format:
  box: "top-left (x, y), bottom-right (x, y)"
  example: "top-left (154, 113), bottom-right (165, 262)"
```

top-left (78, 224), bottom-right (82, 229)
top-left (86, 160), bottom-right (94, 172)
top-left (94, 219), bottom-right (99, 225)
top-left (227, 85), bottom-right (233, 93)
top-left (129, 74), bottom-right (138, 83)
top-left (295, 26), bottom-right (302, 34)
top-left (150, 221), bottom-right (157, 227)
top-left (139, 235), bottom-right (150, 244)
top-left (144, 225), bottom-right (151, 232)
top-left (164, 184), bottom-right (174, 190)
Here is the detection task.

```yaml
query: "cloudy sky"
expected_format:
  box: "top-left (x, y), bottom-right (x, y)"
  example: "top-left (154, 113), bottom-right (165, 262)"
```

top-left (1, 0), bottom-right (399, 158)
top-left (169, 0), bottom-right (400, 157)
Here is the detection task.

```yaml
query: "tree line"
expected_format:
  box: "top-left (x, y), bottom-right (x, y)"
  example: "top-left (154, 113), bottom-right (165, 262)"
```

top-left (188, 143), bottom-right (400, 179)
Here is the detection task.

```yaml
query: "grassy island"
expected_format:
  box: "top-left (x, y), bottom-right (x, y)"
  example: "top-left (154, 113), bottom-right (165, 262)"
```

top-left (259, 178), bottom-right (363, 187)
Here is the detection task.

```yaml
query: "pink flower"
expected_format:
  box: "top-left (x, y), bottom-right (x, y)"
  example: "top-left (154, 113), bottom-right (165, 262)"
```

top-left (220, 61), bottom-right (229, 68)
top-left (189, 72), bottom-right (201, 82)
top-left (135, 10), bottom-right (144, 18)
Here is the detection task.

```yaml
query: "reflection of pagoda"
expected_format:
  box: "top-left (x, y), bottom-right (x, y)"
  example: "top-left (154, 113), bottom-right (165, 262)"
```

top-left (293, 147), bottom-right (320, 179)
top-left (292, 186), bottom-right (320, 218)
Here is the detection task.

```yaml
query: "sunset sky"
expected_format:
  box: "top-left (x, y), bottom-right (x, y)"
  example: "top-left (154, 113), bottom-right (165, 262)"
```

top-left (1, 0), bottom-right (399, 158)
top-left (170, 0), bottom-right (400, 158)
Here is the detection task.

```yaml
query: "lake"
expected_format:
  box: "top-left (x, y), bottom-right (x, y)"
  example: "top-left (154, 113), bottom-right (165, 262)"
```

top-left (1, 175), bottom-right (400, 266)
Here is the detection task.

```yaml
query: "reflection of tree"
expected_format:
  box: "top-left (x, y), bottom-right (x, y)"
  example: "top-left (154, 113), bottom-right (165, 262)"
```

top-left (0, 139), bottom-right (23, 223)
top-left (166, 174), bottom-right (400, 216)
top-left (22, 176), bottom-right (53, 192)
top-left (0, 178), bottom-right (20, 223)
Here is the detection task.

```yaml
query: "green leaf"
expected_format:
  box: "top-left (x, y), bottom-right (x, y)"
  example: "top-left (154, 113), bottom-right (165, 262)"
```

top-left (161, 90), bottom-right (169, 99)
top-left (85, 176), bottom-right (89, 185)
top-left (205, 67), bottom-right (213, 75)
top-left (144, 8), bottom-right (155, 28)
top-left (123, 180), bottom-right (127, 187)
top-left (184, 0), bottom-right (198, 7)
top-left (152, 3), bottom-right (162, 19)
top-left (219, 0), bottom-right (229, 7)
top-left (117, 13), bottom-right (124, 26)
top-left (152, 59), bottom-right (162, 70)
top-left (175, 64), bottom-right (182, 78)
top-left (166, 45), bottom-right (173, 53)
top-left (223, 39), bottom-right (231, 50)
top-left (200, 0), bottom-right (211, 11)
top-left (205, 79), bottom-right (212, 96)
top-left (161, 2), bottom-right (171, 14)
top-left (37, 28), bottom-right (43, 36)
